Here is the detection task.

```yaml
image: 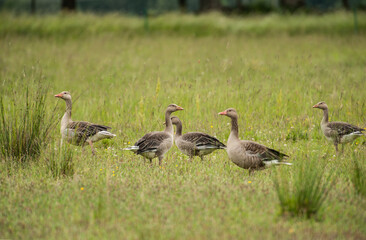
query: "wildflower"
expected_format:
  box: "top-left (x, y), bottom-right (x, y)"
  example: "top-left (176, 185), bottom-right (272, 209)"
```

top-left (288, 228), bottom-right (295, 234)
top-left (113, 174), bottom-right (115, 177)
top-left (113, 171), bottom-right (115, 173)
top-left (100, 168), bottom-right (102, 171)
top-left (128, 141), bottom-right (130, 144)
top-left (248, 181), bottom-right (252, 183)
top-left (176, 165), bottom-right (178, 167)
top-left (80, 187), bottom-right (84, 191)
top-left (210, 125), bottom-right (213, 128)
top-left (116, 166), bottom-right (118, 169)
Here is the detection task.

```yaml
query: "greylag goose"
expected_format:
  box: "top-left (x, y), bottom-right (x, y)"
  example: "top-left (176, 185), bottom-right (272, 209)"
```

top-left (313, 101), bottom-right (365, 153)
top-left (219, 108), bottom-right (291, 173)
top-left (123, 104), bottom-right (184, 165)
top-left (55, 91), bottom-right (116, 155)
top-left (171, 116), bottom-right (226, 161)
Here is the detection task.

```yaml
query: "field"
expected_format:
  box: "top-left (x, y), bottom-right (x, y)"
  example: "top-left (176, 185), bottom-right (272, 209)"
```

top-left (1, 12), bottom-right (366, 239)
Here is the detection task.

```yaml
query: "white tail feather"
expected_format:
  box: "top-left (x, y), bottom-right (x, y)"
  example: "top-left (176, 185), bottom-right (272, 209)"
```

top-left (123, 146), bottom-right (139, 152)
top-left (264, 160), bottom-right (292, 167)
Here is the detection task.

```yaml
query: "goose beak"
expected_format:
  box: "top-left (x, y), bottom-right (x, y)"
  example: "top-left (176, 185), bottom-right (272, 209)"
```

top-left (54, 93), bottom-right (63, 98)
top-left (312, 104), bottom-right (318, 108)
top-left (218, 111), bottom-right (227, 115)
top-left (176, 106), bottom-right (184, 110)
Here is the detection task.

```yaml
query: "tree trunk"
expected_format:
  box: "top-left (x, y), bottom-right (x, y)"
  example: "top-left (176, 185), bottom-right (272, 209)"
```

top-left (342, 0), bottom-right (350, 9)
top-left (31, 0), bottom-right (36, 14)
top-left (61, 0), bottom-right (76, 11)
top-left (178, 0), bottom-right (187, 12)
top-left (199, 0), bottom-right (221, 12)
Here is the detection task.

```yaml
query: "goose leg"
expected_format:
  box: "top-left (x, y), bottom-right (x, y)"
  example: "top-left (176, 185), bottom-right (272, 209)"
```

top-left (334, 143), bottom-right (338, 154)
top-left (341, 144), bottom-right (344, 154)
top-left (88, 140), bottom-right (96, 155)
top-left (158, 156), bottom-right (163, 166)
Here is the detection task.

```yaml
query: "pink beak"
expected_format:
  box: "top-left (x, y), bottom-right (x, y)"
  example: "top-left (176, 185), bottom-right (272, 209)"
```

top-left (312, 104), bottom-right (318, 108)
top-left (176, 106), bottom-right (184, 110)
top-left (54, 93), bottom-right (63, 98)
top-left (218, 111), bottom-right (227, 115)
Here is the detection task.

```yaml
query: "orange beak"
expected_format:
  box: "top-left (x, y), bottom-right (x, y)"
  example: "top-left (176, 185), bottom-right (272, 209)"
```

top-left (176, 106), bottom-right (184, 110)
top-left (218, 111), bottom-right (227, 115)
top-left (54, 93), bottom-right (63, 98)
top-left (312, 104), bottom-right (318, 108)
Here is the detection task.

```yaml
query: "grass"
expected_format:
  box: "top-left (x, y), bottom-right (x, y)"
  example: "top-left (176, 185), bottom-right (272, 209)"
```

top-left (273, 154), bottom-right (334, 219)
top-left (351, 153), bottom-right (366, 197)
top-left (0, 12), bottom-right (366, 239)
top-left (1, 11), bottom-right (366, 38)
top-left (0, 80), bottom-right (56, 161)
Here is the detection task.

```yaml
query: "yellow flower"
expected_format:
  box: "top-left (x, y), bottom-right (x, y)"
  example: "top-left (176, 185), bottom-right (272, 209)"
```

top-left (113, 171), bottom-right (115, 173)
top-left (112, 174), bottom-right (115, 176)
top-left (288, 228), bottom-right (295, 234)
top-left (116, 166), bottom-right (118, 169)
top-left (128, 141), bottom-right (130, 144)
top-left (210, 125), bottom-right (213, 128)
top-left (80, 187), bottom-right (84, 191)
top-left (100, 168), bottom-right (102, 171)
top-left (176, 165), bottom-right (178, 167)
top-left (248, 181), bottom-right (252, 183)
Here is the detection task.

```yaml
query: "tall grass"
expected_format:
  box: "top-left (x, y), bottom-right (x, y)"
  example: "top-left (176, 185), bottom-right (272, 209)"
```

top-left (0, 83), bottom-right (56, 162)
top-left (351, 152), bottom-right (366, 197)
top-left (46, 143), bottom-right (75, 178)
top-left (273, 155), bottom-right (334, 219)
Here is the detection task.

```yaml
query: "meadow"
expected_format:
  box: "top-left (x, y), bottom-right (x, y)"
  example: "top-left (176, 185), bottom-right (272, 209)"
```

top-left (0, 12), bottom-right (366, 239)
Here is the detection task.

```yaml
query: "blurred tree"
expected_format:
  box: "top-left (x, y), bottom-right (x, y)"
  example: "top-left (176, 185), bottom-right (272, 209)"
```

top-left (31, 0), bottom-right (36, 13)
top-left (179, 0), bottom-right (187, 12)
top-left (61, 0), bottom-right (76, 11)
top-left (199, 0), bottom-right (221, 12)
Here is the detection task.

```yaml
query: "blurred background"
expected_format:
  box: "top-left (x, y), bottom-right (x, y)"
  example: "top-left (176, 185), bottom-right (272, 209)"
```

top-left (1, 0), bottom-right (365, 15)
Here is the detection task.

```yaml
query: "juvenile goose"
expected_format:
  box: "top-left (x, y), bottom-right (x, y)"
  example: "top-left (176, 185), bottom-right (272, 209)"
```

top-left (123, 104), bottom-right (184, 165)
top-left (55, 91), bottom-right (116, 155)
top-left (313, 101), bottom-right (365, 153)
top-left (219, 108), bottom-right (290, 173)
top-left (171, 116), bottom-right (226, 161)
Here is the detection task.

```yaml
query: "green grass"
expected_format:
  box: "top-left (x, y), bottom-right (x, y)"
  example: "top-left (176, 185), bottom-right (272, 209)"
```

top-left (1, 11), bottom-right (366, 38)
top-left (0, 13), bottom-right (366, 239)
top-left (0, 80), bottom-right (56, 161)
top-left (273, 154), bottom-right (334, 219)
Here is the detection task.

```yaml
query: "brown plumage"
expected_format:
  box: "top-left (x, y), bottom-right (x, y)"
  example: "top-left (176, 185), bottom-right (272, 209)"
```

top-left (123, 104), bottom-right (184, 165)
top-left (219, 108), bottom-right (291, 173)
top-left (55, 91), bottom-right (116, 155)
top-left (171, 116), bottom-right (226, 161)
top-left (313, 101), bottom-right (365, 153)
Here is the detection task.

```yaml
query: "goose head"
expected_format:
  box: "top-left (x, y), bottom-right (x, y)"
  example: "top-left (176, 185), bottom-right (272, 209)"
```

top-left (312, 101), bottom-right (328, 110)
top-left (55, 91), bottom-right (72, 101)
top-left (170, 116), bottom-right (182, 126)
top-left (218, 108), bottom-right (238, 119)
top-left (166, 104), bottom-right (184, 113)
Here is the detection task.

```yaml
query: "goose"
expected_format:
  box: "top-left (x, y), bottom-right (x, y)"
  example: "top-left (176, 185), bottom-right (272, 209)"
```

top-left (313, 101), bottom-right (365, 153)
top-left (219, 108), bottom-right (291, 173)
top-left (123, 104), bottom-right (184, 165)
top-left (55, 91), bottom-right (116, 155)
top-left (170, 116), bottom-right (226, 161)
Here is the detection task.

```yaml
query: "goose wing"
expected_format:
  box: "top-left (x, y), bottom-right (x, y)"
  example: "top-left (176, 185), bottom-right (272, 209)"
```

top-left (67, 121), bottom-right (111, 142)
top-left (134, 131), bottom-right (171, 154)
top-left (327, 122), bottom-right (365, 136)
top-left (182, 132), bottom-right (226, 149)
top-left (242, 141), bottom-right (288, 161)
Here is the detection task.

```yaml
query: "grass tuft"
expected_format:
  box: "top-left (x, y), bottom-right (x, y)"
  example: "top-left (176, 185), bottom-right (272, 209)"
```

top-left (351, 153), bottom-right (366, 197)
top-left (0, 82), bottom-right (56, 162)
top-left (46, 144), bottom-right (75, 178)
top-left (273, 155), bottom-right (334, 219)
